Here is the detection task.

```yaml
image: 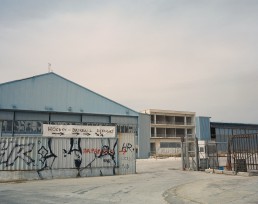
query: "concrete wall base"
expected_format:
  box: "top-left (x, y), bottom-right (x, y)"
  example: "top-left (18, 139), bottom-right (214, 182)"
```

top-left (223, 171), bottom-right (236, 175)
top-left (0, 168), bottom-right (119, 182)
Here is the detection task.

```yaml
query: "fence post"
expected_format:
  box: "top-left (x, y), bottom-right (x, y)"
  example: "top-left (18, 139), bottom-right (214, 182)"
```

top-left (195, 137), bottom-right (199, 171)
top-left (226, 136), bottom-right (232, 171)
top-left (181, 136), bottom-right (185, 170)
top-left (185, 134), bottom-right (190, 169)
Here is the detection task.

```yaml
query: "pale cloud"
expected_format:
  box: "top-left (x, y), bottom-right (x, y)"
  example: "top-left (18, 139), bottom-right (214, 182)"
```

top-left (0, 0), bottom-right (258, 123)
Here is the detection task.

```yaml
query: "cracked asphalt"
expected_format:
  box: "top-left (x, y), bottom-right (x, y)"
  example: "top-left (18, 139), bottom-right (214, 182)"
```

top-left (1, 158), bottom-right (258, 204)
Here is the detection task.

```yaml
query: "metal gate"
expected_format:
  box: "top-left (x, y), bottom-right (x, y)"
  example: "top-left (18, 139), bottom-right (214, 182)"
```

top-left (228, 134), bottom-right (258, 172)
top-left (198, 133), bottom-right (258, 172)
top-left (181, 136), bottom-right (198, 171)
top-left (205, 142), bottom-right (228, 170)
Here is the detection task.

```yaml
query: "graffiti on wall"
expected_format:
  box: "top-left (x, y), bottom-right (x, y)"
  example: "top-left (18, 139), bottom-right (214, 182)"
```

top-left (1, 120), bottom-right (42, 134)
top-left (118, 135), bottom-right (135, 175)
top-left (119, 143), bottom-right (134, 155)
top-left (14, 121), bottom-right (42, 134)
top-left (0, 136), bottom-right (136, 179)
top-left (37, 138), bottom-right (57, 178)
top-left (80, 138), bottom-right (118, 176)
top-left (1, 121), bottom-right (12, 133)
top-left (0, 140), bottom-right (35, 167)
top-left (62, 138), bottom-right (83, 177)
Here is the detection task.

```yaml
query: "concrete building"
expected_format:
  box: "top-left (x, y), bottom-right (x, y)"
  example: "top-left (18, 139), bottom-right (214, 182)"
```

top-left (0, 72), bottom-right (151, 180)
top-left (142, 109), bottom-right (196, 157)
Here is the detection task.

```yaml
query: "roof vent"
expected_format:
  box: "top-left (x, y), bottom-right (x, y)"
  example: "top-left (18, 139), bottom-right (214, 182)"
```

top-left (12, 105), bottom-right (17, 109)
top-left (45, 106), bottom-right (53, 111)
top-left (68, 107), bottom-right (72, 112)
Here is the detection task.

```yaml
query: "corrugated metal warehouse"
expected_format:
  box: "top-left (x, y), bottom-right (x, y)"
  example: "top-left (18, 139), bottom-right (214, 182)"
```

top-left (196, 116), bottom-right (258, 142)
top-left (0, 72), bottom-right (150, 180)
top-left (196, 116), bottom-right (258, 171)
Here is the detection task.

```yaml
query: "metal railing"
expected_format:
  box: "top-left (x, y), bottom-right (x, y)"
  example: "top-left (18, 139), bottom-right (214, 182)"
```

top-left (152, 120), bottom-right (194, 126)
top-left (151, 134), bottom-right (186, 138)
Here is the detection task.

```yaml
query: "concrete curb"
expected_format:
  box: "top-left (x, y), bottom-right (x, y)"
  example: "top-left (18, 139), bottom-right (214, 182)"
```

top-left (205, 169), bottom-right (258, 177)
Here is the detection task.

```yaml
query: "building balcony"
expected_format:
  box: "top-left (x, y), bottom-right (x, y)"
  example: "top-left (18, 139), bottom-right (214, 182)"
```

top-left (155, 133), bottom-right (166, 137)
top-left (151, 134), bottom-right (184, 138)
top-left (152, 120), bottom-right (195, 126)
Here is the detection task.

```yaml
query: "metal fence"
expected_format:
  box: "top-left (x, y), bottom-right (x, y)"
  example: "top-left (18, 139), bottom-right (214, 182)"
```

top-left (200, 142), bottom-right (228, 170)
top-left (199, 133), bottom-right (258, 172)
top-left (0, 133), bottom-right (136, 179)
top-left (228, 134), bottom-right (258, 172)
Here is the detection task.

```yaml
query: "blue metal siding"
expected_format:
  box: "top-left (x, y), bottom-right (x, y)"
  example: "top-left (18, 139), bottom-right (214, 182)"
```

top-left (0, 73), bottom-right (139, 117)
top-left (15, 112), bottom-right (49, 121)
top-left (195, 117), bottom-right (211, 141)
top-left (138, 113), bottom-right (151, 158)
top-left (111, 116), bottom-right (138, 125)
top-left (0, 111), bottom-right (14, 120)
top-left (50, 113), bottom-right (81, 122)
top-left (82, 115), bottom-right (110, 123)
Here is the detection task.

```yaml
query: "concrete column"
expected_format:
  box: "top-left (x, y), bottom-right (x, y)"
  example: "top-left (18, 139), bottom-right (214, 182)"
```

top-left (185, 134), bottom-right (189, 169)
top-left (181, 140), bottom-right (184, 170)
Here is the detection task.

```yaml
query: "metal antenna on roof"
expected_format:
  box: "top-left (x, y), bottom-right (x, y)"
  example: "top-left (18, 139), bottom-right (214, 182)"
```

top-left (48, 63), bottom-right (51, 73)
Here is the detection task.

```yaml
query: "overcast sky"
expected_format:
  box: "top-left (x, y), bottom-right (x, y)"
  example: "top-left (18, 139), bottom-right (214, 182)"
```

top-left (0, 0), bottom-right (258, 123)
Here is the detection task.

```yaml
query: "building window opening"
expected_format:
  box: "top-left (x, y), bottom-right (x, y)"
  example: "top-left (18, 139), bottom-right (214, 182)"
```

top-left (186, 117), bottom-right (192, 125)
top-left (156, 128), bottom-right (165, 137)
top-left (156, 115), bottom-right (166, 124)
top-left (160, 142), bottom-right (181, 148)
top-left (176, 128), bottom-right (185, 137)
top-left (151, 115), bottom-right (154, 123)
top-left (175, 116), bottom-right (184, 125)
top-left (166, 128), bottom-right (175, 137)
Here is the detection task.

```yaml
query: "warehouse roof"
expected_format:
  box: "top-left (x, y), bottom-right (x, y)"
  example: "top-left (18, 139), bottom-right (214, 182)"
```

top-left (0, 72), bottom-right (139, 116)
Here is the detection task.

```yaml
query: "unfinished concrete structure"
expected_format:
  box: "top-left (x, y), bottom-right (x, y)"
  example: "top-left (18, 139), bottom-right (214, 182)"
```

top-left (142, 109), bottom-right (196, 157)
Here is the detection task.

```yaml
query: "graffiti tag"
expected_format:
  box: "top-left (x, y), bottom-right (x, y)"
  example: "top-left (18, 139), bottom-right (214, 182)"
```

top-left (37, 138), bottom-right (57, 179)
top-left (0, 140), bottom-right (35, 167)
top-left (119, 143), bottom-right (134, 155)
